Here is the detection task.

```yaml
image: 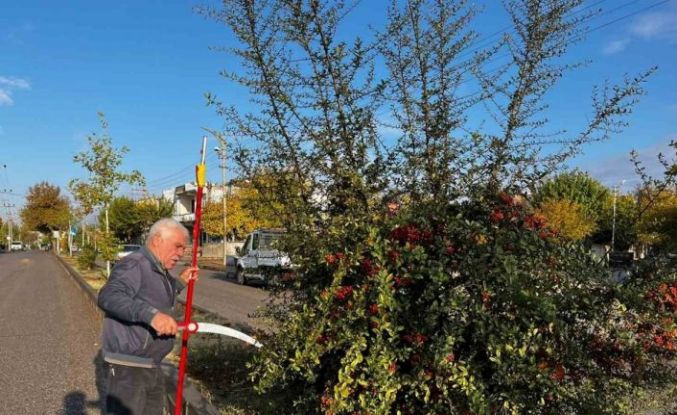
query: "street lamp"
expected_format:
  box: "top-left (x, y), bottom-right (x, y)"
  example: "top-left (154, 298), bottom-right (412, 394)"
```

top-left (611, 179), bottom-right (626, 252)
top-left (214, 145), bottom-right (228, 266)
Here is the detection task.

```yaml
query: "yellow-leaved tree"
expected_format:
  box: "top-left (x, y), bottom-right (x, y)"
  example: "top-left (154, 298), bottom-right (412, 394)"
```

top-left (636, 189), bottom-right (677, 251)
top-left (536, 198), bottom-right (597, 241)
top-left (202, 185), bottom-right (282, 240)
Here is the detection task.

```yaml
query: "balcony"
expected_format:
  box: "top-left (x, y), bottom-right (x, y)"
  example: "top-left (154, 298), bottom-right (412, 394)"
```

top-left (173, 213), bottom-right (196, 223)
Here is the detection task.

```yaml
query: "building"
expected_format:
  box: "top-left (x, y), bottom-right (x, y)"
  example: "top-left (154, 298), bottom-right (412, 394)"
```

top-left (162, 182), bottom-right (235, 240)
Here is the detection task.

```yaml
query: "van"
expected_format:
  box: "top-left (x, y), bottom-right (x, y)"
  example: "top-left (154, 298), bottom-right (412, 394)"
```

top-left (233, 229), bottom-right (293, 285)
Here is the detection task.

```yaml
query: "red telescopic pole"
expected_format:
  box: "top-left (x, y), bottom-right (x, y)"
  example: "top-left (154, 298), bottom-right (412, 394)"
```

top-left (174, 136), bottom-right (207, 415)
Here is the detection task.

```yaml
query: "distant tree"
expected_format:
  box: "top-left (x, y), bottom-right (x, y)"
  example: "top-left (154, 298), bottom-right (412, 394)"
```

top-left (20, 181), bottom-right (70, 234)
top-left (532, 171), bottom-right (610, 221)
top-left (69, 113), bottom-right (145, 274)
top-left (107, 196), bottom-right (173, 243)
top-left (202, 185), bottom-right (282, 241)
top-left (591, 193), bottom-right (637, 250)
top-left (106, 196), bottom-right (141, 243)
top-left (625, 139), bottom-right (677, 252)
top-left (201, 200), bottom-right (224, 239)
top-left (136, 197), bottom-right (173, 231)
top-left (636, 188), bottom-right (677, 252)
top-left (536, 199), bottom-right (596, 241)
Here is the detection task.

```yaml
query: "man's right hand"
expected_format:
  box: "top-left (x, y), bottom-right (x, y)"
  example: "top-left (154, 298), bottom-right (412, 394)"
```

top-left (150, 312), bottom-right (178, 336)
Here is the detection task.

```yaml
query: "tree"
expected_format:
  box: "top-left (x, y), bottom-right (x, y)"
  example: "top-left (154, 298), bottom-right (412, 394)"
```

top-left (106, 196), bottom-right (173, 243)
top-left (202, 185), bottom-right (282, 240)
top-left (69, 113), bottom-right (145, 274)
top-left (20, 181), bottom-right (70, 234)
top-left (636, 188), bottom-right (677, 252)
top-left (536, 198), bottom-right (596, 241)
top-left (592, 193), bottom-right (638, 250)
top-left (532, 171), bottom-right (610, 222)
top-left (136, 197), bottom-right (173, 232)
top-left (106, 196), bottom-right (141, 243)
top-left (202, 0), bottom-right (664, 413)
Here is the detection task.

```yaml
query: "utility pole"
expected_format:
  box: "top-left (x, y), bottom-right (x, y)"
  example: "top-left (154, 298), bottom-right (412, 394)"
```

top-left (68, 219), bottom-right (74, 256)
top-left (105, 206), bottom-right (111, 277)
top-left (214, 143), bottom-right (228, 266)
top-left (1, 201), bottom-right (16, 250)
top-left (611, 179), bottom-right (626, 253)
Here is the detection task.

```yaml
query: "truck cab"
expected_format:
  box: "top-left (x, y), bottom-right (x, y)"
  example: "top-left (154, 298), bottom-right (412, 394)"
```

top-left (234, 229), bottom-right (292, 285)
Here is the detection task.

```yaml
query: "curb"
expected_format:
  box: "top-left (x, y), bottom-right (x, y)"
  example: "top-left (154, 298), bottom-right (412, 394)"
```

top-left (54, 253), bottom-right (219, 414)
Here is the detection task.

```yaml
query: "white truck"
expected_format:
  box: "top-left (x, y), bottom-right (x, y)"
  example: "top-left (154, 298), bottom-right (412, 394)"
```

top-left (232, 229), bottom-right (292, 285)
top-left (10, 241), bottom-right (23, 251)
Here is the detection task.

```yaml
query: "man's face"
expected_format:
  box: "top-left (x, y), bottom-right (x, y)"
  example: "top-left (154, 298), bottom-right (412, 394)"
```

top-left (149, 228), bottom-right (187, 270)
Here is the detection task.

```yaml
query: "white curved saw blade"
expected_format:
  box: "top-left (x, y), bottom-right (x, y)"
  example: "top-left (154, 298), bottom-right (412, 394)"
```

top-left (192, 322), bottom-right (263, 348)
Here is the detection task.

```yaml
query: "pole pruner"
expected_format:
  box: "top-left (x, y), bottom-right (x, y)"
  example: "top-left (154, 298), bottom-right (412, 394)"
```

top-left (173, 137), bottom-right (262, 415)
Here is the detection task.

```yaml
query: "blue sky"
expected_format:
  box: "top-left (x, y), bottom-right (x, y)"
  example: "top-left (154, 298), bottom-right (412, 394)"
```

top-left (1, 0), bottom-right (676, 221)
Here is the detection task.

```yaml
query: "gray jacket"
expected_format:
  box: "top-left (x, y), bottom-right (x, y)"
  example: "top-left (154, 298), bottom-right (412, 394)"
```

top-left (98, 246), bottom-right (185, 368)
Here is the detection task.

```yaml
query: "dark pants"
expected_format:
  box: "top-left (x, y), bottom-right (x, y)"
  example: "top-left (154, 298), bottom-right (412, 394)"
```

top-left (105, 363), bottom-right (165, 415)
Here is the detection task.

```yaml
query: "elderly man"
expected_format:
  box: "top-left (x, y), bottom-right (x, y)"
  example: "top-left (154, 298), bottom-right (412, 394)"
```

top-left (98, 218), bottom-right (198, 415)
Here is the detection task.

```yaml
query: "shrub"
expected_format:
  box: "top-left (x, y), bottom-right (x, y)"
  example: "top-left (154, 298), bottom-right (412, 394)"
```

top-left (77, 243), bottom-right (97, 270)
top-left (251, 196), bottom-right (677, 414)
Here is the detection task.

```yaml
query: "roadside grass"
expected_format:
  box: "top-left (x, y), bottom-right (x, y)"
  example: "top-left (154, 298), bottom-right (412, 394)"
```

top-left (169, 304), bottom-right (286, 415)
top-left (61, 253), bottom-right (276, 414)
top-left (59, 254), bottom-right (107, 291)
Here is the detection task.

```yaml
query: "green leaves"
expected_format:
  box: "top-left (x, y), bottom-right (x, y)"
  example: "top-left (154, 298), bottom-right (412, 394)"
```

top-left (68, 113), bottom-right (145, 216)
top-left (249, 196), bottom-right (677, 414)
top-left (20, 181), bottom-right (70, 234)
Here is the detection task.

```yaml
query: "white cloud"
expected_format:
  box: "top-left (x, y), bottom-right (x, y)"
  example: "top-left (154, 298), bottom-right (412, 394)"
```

top-left (581, 137), bottom-right (676, 190)
top-left (0, 75), bottom-right (30, 106)
top-left (602, 39), bottom-right (630, 55)
top-left (601, 5), bottom-right (677, 55)
top-left (630, 11), bottom-right (677, 42)
top-left (0, 89), bottom-right (13, 106)
top-left (0, 76), bottom-right (30, 89)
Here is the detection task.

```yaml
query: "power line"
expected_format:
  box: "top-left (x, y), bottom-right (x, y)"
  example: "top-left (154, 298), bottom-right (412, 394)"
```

top-left (454, 0), bottom-right (612, 61)
top-left (375, 0), bottom-right (671, 134)
top-left (144, 159), bottom-right (221, 193)
top-left (458, 0), bottom-right (672, 98)
top-left (583, 0), bottom-right (671, 35)
top-left (144, 152), bottom-right (219, 187)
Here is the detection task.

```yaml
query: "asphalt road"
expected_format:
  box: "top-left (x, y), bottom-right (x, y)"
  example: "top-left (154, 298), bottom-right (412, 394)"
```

top-left (0, 250), bottom-right (103, 414)
top-left (173, 264), bottom-right (270, 331)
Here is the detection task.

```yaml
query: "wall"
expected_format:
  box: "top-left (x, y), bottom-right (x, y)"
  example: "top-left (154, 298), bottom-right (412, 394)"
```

top-left (200, 241), bottom-right (243, 258)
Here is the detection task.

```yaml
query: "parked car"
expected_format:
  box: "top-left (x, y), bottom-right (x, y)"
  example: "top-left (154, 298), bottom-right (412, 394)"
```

top-left (10, 241), bottom-right (23, 251)
top-left (233, 229), bottom-right (293, 285)
top-left (116, 244), bottom-right (142, 261)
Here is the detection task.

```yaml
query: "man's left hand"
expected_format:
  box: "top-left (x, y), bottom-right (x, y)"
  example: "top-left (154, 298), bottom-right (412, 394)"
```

top-left (179, 267), bottom-right (199, 285)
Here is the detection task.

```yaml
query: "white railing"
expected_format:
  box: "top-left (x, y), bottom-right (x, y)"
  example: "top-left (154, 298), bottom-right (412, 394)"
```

top-left (173, 213), bottom-right (196, 222)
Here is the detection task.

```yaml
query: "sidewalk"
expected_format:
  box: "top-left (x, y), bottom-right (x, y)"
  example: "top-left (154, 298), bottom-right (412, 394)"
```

top-left (183, 254), bottom-right (236, 273)
top-left (196, 257), bottom-right (228, 272)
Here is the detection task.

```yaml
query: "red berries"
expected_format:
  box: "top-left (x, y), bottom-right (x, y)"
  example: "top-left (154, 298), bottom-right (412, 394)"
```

top-left (499, 192), bottom-right (514, 206)
top-left (402, 332), bottom-right (428, 347)
top-left (335, 285), bottom-right (354, 301)
top-left (490, 209), bottom-right (505, 223)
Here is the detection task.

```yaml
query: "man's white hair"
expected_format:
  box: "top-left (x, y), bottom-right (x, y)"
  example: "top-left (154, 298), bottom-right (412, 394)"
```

top-left (146, 218), bottom-right (189, 245)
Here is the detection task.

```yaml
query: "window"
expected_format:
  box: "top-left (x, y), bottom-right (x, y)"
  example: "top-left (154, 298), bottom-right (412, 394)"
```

top-left (252, 233), bottom-right (260, 250)
top-left (259, 233), bottom-right (282, 250)
top-left (242, 235), bottom-right (252, 255)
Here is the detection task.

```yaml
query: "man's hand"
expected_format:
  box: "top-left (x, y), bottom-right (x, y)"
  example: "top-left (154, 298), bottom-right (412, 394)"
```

top-left (179, 266), bottom-right (199, 285)
top-left (150, 312), bottom-right (178, 336)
